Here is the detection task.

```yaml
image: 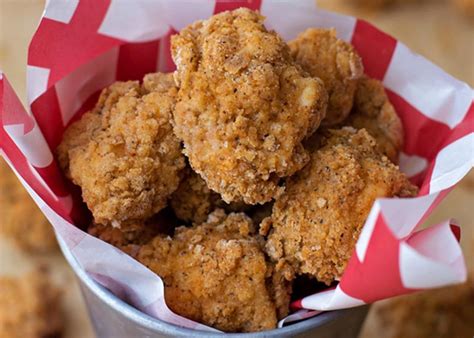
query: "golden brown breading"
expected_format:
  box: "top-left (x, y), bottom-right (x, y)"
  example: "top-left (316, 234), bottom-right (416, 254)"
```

top-left (266, 263), bottom-right (294, 320)
top-left (0, 270), bottom-right (62, 338)
top-left (137, 209), bottom-right (291, 332)
top-left (289, 28), bottom-right (363, 126)
top-left (171, 8), bottom-right (328, 205)
top-left (0, 160), bottom-right (57, 253)
top-left (57, 73), bottom-right (185, 226)
top-left (88, 222), bottom-right (156, 252)
top-left (170, 168), bottom-right (248, 224)
top-left (88, 208), bottom-right (179, 257)
top-left (169, 169), bottom-right (220, 224)
top-left (361, 278), bottom-right (474, 338)
top-left (265, 128), bottom-right (418, 285)
top-left (344, 76), bottom-right (403, 163)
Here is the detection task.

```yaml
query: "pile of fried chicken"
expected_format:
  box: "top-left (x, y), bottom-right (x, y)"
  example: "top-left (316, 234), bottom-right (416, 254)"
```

top-left (57, 8), bottom-right (418, 332)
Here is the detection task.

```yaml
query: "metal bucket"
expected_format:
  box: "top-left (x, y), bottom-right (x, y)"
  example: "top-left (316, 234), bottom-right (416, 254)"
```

top-left (58, 236), bottom-right (369, 338)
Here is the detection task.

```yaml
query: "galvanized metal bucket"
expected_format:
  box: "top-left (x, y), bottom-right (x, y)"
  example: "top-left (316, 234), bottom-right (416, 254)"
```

top-left (58, 237), bottom-right (369, 337)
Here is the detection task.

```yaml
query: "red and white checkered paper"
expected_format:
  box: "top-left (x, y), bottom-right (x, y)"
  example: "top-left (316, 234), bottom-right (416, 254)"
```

top-left (1, 0), bottom-right (472, 331)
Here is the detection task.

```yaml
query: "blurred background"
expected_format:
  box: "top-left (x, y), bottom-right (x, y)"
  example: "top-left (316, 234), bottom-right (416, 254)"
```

top-left (0, 0), bottom-right (472, 337)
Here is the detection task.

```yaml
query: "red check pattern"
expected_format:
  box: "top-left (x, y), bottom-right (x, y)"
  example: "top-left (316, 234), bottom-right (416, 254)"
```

top-left (351, 20), bottom-right (397, 81)
top-left (0, 0), bottom-right (472, 326)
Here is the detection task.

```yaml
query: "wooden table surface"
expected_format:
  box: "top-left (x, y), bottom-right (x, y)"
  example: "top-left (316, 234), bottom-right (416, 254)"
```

top-left (0, 1), bottom-right (472, 337)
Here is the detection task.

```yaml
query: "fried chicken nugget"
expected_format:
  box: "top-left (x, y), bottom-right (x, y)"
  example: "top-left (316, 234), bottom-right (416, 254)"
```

top-left (289, 28), bottom-right (363, 126)
top-left (0, 270), bottom-right (62, 338)
top-left (171, 8), bottom-right (328, 205)
top-left (265, 128), bottom-right (418, 285)
top-left (170, 167), bottom-right (248, 224)
top-left (137, 209), bottom-right (291, 332)
top-left (344, 76), bottom-right (404, 163)
top-left (0, 160), bottom-right (57, 253)
top-left (57, 73), bottom-right (185, 226)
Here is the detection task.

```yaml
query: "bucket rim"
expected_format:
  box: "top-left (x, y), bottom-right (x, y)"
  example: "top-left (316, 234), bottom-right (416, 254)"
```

top-left (57, 234), bottom-right (363, 337)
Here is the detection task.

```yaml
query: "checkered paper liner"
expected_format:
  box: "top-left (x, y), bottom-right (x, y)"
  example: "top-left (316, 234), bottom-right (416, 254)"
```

top-left (0, 0), bottom-right (472, 331)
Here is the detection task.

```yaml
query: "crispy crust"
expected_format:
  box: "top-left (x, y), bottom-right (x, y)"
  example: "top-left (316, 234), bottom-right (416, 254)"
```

top-left (265, 128), bottom-right (418, 284)
top-left (170, 168), bottom-right (248, 224)
top-left (344, 76), bottom-right (404, 163)
top-left (57, 73), bottom-right (185, 226)
top-left (88, 221), bottom-right (157, 256)
top-left (137, 209), bottom-right (291, 332)
top-left (88, 208), bottom-right (180, 257)
top-left (171, 8), bottom-right (328, 204)
top-left (290, 28), bottom-right (363, 126)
